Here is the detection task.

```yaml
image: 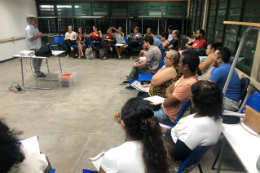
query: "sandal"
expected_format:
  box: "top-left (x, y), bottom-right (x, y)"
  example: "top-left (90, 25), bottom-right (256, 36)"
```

top-left (118, 56), bottom-right (121, 60)
top-left (77, 56), bottom-right (81, 59)
top-left (114, 112), bottom-right (121, 120)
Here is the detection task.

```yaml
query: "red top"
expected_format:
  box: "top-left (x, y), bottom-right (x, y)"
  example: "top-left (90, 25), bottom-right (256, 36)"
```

top-left (192, 39), bottom-right (207, 49)
top-left (105, 34), bottom-right (113, 40)
top-left (91, 32), bottom-right (101, 40)
top-left (77, 34), bottom-right (86, 42)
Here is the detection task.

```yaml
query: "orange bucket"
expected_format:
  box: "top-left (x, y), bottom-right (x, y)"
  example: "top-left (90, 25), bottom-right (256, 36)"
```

top-left (61, 74), bottom-right (72, 81)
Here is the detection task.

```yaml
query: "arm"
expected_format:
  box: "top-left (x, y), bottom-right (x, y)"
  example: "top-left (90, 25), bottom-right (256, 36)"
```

top-left (163, 93), bottom-right (179, 107)
top-left (163, 42), bottom-right (169, 48)
top-left (98, 167), bottom-right (106, 173)
top-left (136, 33), bottom-right (141, 40)
top-left (27, 28), bottom-right (43, 41)
top-left (133, 60), bottom-right (148, 68)
top-left (70, 33), bottom-right (77, 41)
top-left (99, 31), bottom-right (103, 39)
top-left (151, 68), bottom-right (177, 86)
top-left (199, 54), bottom-right (213, 71)
top-left (28, 33), bottom-right (42, 42)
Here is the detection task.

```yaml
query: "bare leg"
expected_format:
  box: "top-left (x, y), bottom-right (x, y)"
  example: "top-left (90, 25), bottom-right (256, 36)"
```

top-left (86, 47), bottom-right (92, 56)
top-left (78, 43), bottom-right (82, 59)
top-left (93, 51), bottom-right (96, 60)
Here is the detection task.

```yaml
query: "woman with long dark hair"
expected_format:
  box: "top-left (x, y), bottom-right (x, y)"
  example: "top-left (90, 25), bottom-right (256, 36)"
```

top-left (99, 98), bottom-right (172, 173)
top-left (0, 119), bottom-right (50, 173)
top-left (76, 27), bottom-right (86, 59)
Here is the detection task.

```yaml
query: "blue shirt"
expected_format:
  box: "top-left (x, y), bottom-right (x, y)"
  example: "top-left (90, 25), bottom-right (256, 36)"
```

top-left (209, 63), bottom-right (241, 102)
top-left (153, 37), bottom-right (165, 57)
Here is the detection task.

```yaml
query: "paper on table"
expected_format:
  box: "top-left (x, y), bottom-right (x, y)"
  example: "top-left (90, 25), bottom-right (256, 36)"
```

top-left (139, 57), bottom-right (146, 61)
top-left (115, 43), bottom-right (124, 46)
top-left (89, 152), bottom-right (105, 170)
top-left (144, 95), bottom-right (165, 105)
top-left (20, 136), bottom-right (40, 154)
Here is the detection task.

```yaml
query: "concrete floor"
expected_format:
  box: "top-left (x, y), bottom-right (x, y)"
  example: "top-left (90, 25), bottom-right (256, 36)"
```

top-left (0, 54), bottom-right (246, 173)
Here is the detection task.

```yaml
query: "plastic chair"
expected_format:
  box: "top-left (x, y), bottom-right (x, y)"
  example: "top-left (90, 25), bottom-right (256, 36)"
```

top-left (49, 169), bottom-right (56, 173)
top-left (240, 91), bottom-right (260, 113)
top-left (82, 169), bottom-right (98, 173)
top-left (239, 77), bottom-right (250, 109)
top-left (158, 36), bottom-right (161, 41)
top-left (162, 99), bottom-right (191, 126)
top-left (86, 37), bottom-right (92, 48)
top-left (178, 146), bottom-right (212, 173)
top-left (49, 36), bottom-right (64, 50)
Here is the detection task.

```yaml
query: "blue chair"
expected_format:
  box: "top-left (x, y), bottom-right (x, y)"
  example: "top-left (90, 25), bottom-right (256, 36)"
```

top-left (158, 36), bottom-right (161, 41)
top-left (86, 37), bottom-right (92, 48)
top-left (82, 169), bottom-right (98, 173)
top-left (238, 78), bottom-right (250, 109)
top-left (162, 99), bottom-right (191, 126)
top-left (138, 57), bottom-right (165, 82)
top-left (49, 36), bottom-right (64, 50)
top-left (178, 146), bottom-right (212, 173)
top-left (240, 91), bottom-right (260, 113)
top-left (49, 169), bottom-right (56, 173)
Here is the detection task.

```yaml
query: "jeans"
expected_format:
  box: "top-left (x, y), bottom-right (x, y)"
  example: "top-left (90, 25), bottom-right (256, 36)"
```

top-left (127, 65), bottom-right (154, 82)
top-left (223, 97), bottom-right (239, 111)
top-left (32, 58), bottom-right (43, 76)
top-left (129, 41), bottom-right (140, 57)
top-left (64, 40), bottom-right (76, 55)
top-left (154, 107), bottom-right (175, 126)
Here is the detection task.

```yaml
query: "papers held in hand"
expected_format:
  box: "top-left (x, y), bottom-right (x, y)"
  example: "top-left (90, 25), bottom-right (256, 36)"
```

top-left (144, 95), bottom-right (165, 105)
top-left (139, 57), bottom-right (146, 61)
top-left (89, 152), bottom-right (105, 171)
top-left (115, 43), bottom-right (124, 46)
top-left (20, 136), bottom-right (40, 153)
top-left (130, 80), bottom-right (150, 93)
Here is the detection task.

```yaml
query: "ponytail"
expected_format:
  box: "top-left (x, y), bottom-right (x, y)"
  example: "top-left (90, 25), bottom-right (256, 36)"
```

top-left (141, 117), bottom-right (172, 173)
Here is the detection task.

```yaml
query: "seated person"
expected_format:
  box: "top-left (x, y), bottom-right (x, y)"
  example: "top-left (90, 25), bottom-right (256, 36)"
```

top-left (122, 36), bottom-right (162, 84)
top-left (206, 47), bottom-right (241, 111)
top-left (76, 27), bottom-right (86, 59)
top-left (168, 30), bottom-right (179, 50)
top-left (164, 80), bottom-right (223, 168)
top-left (167, 25), bottom-right (174, 41)
top-left (138, 50), bottom-right (182, 98)
top-left (102, 28), bottom-right (114, 60)
top-left (64, 25), bottom-right (77, 58)
top-left (185, 30), bottom-right (196, 50)
top-left (154, 51), bottom-right (200, 125)
top-left (111, 26), bottom-right (126, 59)
top-left (199, 42), bottom-right (222, 80)
top-left (160, 32), bottom-right (170, 48)
top-left (144, 27), bottom-right (154, 38)
top-left (128, 26), bottom-right (142, 60)
top-left (85, 26), bottom-right (103, 60)
top-left (192, 29), bottom-right (207, 49)
top-left (100, 98), bottom-right (172, 173)
top-left (0, 119), bottom-right (50, 173)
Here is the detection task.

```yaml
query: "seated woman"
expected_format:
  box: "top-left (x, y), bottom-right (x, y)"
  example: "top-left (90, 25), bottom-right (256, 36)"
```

top-left (76, 27), bottom-right (86, 59)
top-left (128, 26), bottom-right (142, 60)
top-left (111, 26), bottom-right (126, 59)
top-left (199, 42), bottom-right (222, 80)
top-left (144, 27), bottom-right (154, 38)
top-left (137, 50), bottom-right (182, 98)
top-left (102, 28), bottom-right (114, 60)
top-left (0, 119), bottom-right (51, 173)
top-left (100, 98), bottom-right (173, 173)
top-left (86, 26), bottom-right (102, 60)
top-left (168, 30), bottom-right (179, 50)
top-left (160, 32), bottom-right (170, 48)
top-left (185, 30), bottom-right (196, 50)
top-left (164, 80), bottom-right (223, 170)
top-left (64, 25), bottom-right (77, 58)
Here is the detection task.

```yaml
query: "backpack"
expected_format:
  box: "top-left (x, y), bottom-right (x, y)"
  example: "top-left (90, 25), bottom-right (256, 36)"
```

top-left (33, 45), bottom-right (52, 57)
top-left (99, 49), bottom-right (105, 59)
top-left (85, 48), bottom-right (93, 59)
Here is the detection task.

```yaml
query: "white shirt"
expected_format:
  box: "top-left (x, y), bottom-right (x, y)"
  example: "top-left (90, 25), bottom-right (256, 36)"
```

top-left (65, 31), bottom-right (77, 40)
top-left (168, 33), bottom-right (172, 41)
top-left (8, 150), bottom-right (48, 173)
top-left (101, 141), bottom-right (145, 173)
top-left (25, 25), bottom-right (42, 49)
top-left (171, 114), bottom-right (222, 150)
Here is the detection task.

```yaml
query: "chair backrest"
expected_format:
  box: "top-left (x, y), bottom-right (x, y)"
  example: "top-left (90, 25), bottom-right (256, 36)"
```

top-left (49, 169), bottom-right (56, 173)
top-left (158, 58), bottom-right (165, 70)
top-left (175, 99), bottom-right (191, 124)
top-left (178, 146), bottom-right (212, 173)
top-left (241, 91), bottom-right (260, 113)
top-left (86, 37), bottom-right (89, 45)
top-left (158, 36), bottom-right (161, 41)
top-left (53, 36), bottom-right (64, 44)
top-left (124, 37), bottom-right (128, 44)
top-left (239, 77), bottom-right (250, 107)
top-left (82, 169), bottom-right (98, 173)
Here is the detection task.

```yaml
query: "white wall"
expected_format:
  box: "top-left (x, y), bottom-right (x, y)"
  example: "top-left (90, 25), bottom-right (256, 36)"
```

top-left (0, 0), bottom-right (37, 61)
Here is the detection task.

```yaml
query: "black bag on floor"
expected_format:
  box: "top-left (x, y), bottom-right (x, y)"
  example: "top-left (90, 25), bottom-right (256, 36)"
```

top-left (33, 45), bottom-right (53, 57)
top-left (99, 49), bottom-right (105, 59)
top-left (70, 48), bottom-right (79, 58)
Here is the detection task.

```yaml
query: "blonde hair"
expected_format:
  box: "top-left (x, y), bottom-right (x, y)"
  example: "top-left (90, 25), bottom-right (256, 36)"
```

top-left (134, 26), bottom-right (139, 32)
top-left (172, 30), bottom-right (180, 38)
top-left (26, 15), bottom-right (36, 24)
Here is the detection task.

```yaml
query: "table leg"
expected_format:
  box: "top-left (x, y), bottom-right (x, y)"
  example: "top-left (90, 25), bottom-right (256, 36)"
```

top-left (20, 58), bottom-right (25, 87)
top-left (58, 56), bottom-right (62, 73)
top-left (46, 59), bottom-right (52, 89)
top-left (217, 138), bottom-right (227, 173)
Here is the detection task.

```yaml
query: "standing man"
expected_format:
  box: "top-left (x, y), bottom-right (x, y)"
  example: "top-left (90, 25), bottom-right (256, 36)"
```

top-left (192, 29), bottom-right (207, 49)
top-left (25, 15), bottom-right (45, 77)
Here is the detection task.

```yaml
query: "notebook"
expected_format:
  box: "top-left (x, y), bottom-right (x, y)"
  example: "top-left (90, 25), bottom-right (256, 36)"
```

top-left (130, 80), bottom-right (150, 93)
top-left (139, 57), bottom-right (146, 61)
top-left (144, 95), bottom-right (165, 105)
top-left (20, 136), bottom-right (40, 153)
top-left (89, 152), bottom-right (105, 170)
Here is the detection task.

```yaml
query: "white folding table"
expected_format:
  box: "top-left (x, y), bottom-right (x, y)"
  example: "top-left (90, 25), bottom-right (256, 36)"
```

top-left (13, 50), bottom-right (65, 90)
top-left (215, 123), bottom-right (260, 173)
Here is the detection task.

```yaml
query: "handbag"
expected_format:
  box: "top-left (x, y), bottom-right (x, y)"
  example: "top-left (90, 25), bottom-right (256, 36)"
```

top-left (241, 105), bottom-right (260, 135)
top-left (222, 115), bottom-right (240, 124)
top-left (33, 45), bottom-right (52, 57)
top-left (85, 48), bottom-right (93, 59)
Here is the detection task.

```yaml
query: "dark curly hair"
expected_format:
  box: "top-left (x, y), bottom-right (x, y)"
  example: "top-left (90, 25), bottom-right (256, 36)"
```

top-left (182, 51), bottom-right (200, 73)
top-left (191, 81), bottom-right (223, 119)
top-left (121, 98), bottom-right (172, 173)
top-left (0, 119), bottom-right (25, 173)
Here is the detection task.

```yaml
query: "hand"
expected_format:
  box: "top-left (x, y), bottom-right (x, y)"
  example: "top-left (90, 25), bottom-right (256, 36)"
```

top-left (38, 32), bottom-right (43, 37)
top-left (133, 63), bottom-right (137, 68)
top-left (142, 84), bottom-right (151, 88)
top-left (99, 30), bottom-right (101, 33)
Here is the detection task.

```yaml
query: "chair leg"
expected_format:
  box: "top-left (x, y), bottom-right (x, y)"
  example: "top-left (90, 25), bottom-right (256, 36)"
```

top-left (211, 147), bottom-right (221, 170)
top-left (198, 163), bottom-right (203, 173)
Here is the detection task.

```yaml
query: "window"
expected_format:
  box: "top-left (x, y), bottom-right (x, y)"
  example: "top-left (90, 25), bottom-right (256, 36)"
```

top-left (188, 1), bottom-right (194, 36)
top-left (38, 5), bottom-right (57, 33)
top-left (56, 5), bottom-right (74, 33)
top-left (168, 4), bottom-right (187, 17)
top-left (195, 0), bottom-right (202, 30)
top-left (92, 4), bottom-right (109, 16)
top-left (213, 0), bottom-right (228, 42)
top-left (110, 4), bottom-right (128, 17)
top-left (143, 18), bottom-right (159, 35)
top-left (200, 0), bottom-right (206, 28)
top-left (74, 4), bottom-right (91, 16)
top-left (148, 4), bottom-right (167, 17)
top-left (129, 4), bottom-right (147, 17)
top-left (206, 0), bottom-right (217, 43)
